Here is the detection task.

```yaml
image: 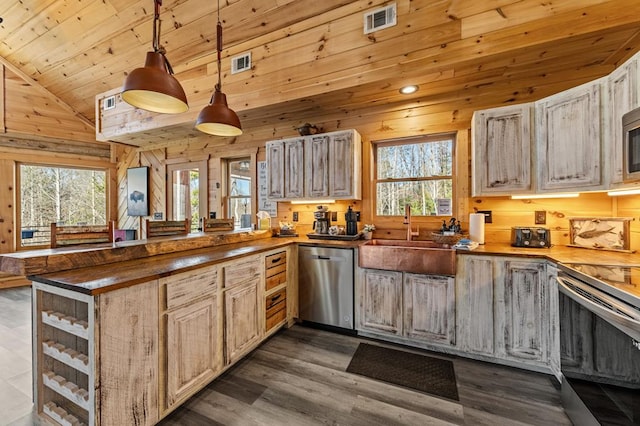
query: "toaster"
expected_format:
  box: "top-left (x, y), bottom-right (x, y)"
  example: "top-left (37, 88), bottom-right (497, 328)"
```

top-left (511, 227), bottom-right (551, 248)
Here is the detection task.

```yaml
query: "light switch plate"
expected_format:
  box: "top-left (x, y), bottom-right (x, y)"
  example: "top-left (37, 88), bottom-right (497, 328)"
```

top-left (535, 210), bottom-right (546, 224)
top-left (292, 212), bottom-right (299, 222)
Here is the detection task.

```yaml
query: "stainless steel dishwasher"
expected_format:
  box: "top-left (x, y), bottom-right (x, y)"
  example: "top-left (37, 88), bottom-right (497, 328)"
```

top-left (298, 245), bottom-right (354, 330)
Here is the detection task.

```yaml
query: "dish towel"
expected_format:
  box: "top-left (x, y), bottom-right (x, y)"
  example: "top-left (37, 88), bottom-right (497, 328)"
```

top-left (453, 238), bottom-right (479, 250)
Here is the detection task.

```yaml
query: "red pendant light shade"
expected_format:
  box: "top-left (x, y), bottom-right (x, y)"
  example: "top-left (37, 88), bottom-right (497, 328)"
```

top-left (195, 1), bottom-right (242, 136)
top-left (121, 0), bottom-right (188, 114)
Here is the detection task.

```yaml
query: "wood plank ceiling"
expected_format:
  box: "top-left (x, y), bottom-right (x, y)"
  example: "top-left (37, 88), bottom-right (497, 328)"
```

top-left (1, 0), bottom-right (640, 144)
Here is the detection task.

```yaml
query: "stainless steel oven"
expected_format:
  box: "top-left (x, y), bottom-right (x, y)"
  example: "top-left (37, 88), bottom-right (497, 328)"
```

top-left (557, 263), bottom-right (640, 425)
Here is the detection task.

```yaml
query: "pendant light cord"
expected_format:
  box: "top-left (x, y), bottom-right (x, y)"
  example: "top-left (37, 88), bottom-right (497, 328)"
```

top-left (151, 0), bottom-right (175, 75)
top-left (216, 0), bottom-right (223, 93)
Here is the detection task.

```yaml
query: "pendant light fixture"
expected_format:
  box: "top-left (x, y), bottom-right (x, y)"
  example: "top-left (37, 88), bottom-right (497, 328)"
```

top-left (195, 0), bottom-right (242, 136)
top-left (121, 0), bottom-right (188, 114)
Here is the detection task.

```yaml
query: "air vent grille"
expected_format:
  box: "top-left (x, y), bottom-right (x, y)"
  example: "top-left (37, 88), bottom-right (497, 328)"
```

top-left (364, 3), bottom-right (397, 34)
top-left (232, 52), bottom-right (251, 74)
top-left (103, 95), bottom-right (116, 111)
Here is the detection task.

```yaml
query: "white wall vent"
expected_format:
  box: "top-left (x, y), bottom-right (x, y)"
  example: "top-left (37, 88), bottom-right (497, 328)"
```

top-left (103, 95), bottom-right (116, 111)
top-left (364, 3), bottom-right (397, 34)
top-left (231, 52), bottom-right (252, 74)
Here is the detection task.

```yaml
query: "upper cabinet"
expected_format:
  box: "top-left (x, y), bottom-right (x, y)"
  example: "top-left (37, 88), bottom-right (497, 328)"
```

top-left (472, 104), bottom-right (533, 196)
top-left (606, 53), bottom-right (640, 186)
top-left (266, 129), bottom-right (362, 201)
top-left (536, 80), bottom-right (603, 192)
top-left (472, 50), bottom-right (640, 196)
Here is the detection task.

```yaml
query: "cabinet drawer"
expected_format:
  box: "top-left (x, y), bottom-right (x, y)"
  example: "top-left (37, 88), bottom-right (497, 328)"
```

top-left (266, 288), bottom-right (286, 313)
top-left (265, 270), bottom-right (286, 291)
top-left (266, 308), bottom-right (287, 331)
top-left (161, 267), bottom-right (217, 310)
top-left (265, 252), bottom-right (286, 269)
top-left (223, 255), bottom-right (262, 288)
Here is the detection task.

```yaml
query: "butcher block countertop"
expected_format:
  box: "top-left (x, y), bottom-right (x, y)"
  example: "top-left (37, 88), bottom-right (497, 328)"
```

top-left (464, 242), bottom-right (640, 265)
top-left (3, 231), bottom-right (640, 296)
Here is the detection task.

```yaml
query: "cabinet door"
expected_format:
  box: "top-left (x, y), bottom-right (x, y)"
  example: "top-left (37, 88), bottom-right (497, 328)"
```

top-left (403, 273), bottom-right (455, 345)
top-left (607, 54), bottom-right (639, 185)
top-left (224, 278), bottom-right (261, 364)
top-left (456, 256), bottom-right (495, 355)
top-left (305, 135), bottom-right (330, 197)
top-left (536, 80), bottom-right (603, 191)
top-left (165, 296), bottom-right (219, 408)
top-left (266, 141), bottom-right (285, 199)
top-left (284, 139), bottom-right (305, 198)
top-left (329, 131), bottom-right (359, 198)
top-left (495, 259), bottom-right (547, 362)
top-left (358, 269), bottom-right (403, 335)
top-left (472, 104), bottom-right (533, 196)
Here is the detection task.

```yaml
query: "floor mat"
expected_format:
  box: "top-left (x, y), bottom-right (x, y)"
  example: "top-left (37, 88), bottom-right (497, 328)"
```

top-left (346, 343), bottom-right (459, 401)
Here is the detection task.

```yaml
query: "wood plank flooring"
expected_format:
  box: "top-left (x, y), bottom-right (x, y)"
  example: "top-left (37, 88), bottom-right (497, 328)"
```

top-left (160, 326), bottom-right (571, 426)
top-left (0, 286), bottom-right (571, 425)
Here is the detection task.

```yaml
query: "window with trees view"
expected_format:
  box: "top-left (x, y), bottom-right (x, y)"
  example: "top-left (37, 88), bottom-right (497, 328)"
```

top-left (375, 134), bottom-right (455, 216)
top-left (19, 164), bottom-right (107, 247)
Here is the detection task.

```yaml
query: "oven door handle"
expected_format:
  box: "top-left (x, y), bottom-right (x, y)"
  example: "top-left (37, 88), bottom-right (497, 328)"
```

top-left (556, 276), bottom-right (640, 332)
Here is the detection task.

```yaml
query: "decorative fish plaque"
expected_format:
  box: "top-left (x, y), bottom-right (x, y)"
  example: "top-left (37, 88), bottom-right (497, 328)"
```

top-left (568, 217), bottom-right (633, 252)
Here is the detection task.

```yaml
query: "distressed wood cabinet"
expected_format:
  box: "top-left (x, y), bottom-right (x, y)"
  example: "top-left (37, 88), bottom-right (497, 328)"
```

top-left (472, 104), bottom-right (533, 196)
top-left (358, 269), bottom-right (403, 336)
top-left (159, 266), bottom-right (221, 413)
top-left (606, 51), bottom-right (640, 186)
top-left (357, 268), bottom-right (455, 347)
top-left (265, 137), bottom-right (305, 199)
top-left (403, 273), bottom-right (455, 345)
top-left (536, 79), bottom-right (604, 191)
top-left (456, 255), bottom-right (495, 356)
top-left (222, 255), bottom-right (263, 365)
top-left (267, 129), bottom-right (361, 200)
top-left (495, 259), bottom-right (548, 363)
top-left (33, 281), bottom-right (160, 426)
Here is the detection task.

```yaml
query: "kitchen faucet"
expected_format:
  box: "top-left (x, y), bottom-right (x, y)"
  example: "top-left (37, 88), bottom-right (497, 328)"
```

top-left (404, 204), bottom-right (419, 241)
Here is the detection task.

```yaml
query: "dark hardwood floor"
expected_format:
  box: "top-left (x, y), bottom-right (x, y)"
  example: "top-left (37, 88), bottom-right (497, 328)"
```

top-left (161, 326), bottom-right (571, 426)
top-left (0, 286), bottom-right (571, 425)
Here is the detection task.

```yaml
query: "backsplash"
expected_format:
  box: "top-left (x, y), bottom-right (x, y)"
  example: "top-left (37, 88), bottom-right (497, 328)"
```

top-left (273, 192), bottom-right (640, 252)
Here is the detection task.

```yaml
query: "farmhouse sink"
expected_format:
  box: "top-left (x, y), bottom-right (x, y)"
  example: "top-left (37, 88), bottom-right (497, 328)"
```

top-left (359, 239), bottom-right (456, 276)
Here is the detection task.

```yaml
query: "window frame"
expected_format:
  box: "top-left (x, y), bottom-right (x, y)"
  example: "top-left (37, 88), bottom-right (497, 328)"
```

top-left (372, 132), bottom-right (457, 220)
top-left (16, 161), bottom-right (111, 249)
top-left (167, 160), bottom-right (208, 232)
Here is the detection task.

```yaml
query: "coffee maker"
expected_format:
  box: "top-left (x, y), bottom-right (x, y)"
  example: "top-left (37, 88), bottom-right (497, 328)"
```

top-left (313, 205), bottom-right (331, 234)
top-left (345, 205), bottom-right (358, 235)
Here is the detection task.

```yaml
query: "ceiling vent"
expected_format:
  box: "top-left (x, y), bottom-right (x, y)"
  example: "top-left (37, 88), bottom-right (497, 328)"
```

top-left (103, 95), bottom-right (116, 111)
top-left (231, 52), bottom-right (251, 74)
top-left (364, 3), bottom-right (397, 34)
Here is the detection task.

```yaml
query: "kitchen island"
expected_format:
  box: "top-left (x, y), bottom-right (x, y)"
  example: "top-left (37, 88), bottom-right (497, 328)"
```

top-left (6, 230), bottom-right (296, 426)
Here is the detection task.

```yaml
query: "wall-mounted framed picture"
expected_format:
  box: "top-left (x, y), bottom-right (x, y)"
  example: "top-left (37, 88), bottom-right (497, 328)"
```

top-left (127, 166), bottom-right (149, 217)
top-left (568, 217), bottom-right (633, 252)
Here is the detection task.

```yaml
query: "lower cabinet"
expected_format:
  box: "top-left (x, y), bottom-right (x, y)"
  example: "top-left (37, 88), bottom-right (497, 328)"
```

top-left (404, 273), bottom-right (455, 345)
top-left (359, 269), bottom-right (403, 336)
top-left (357, 268), bottom-right (455, 347)
top-left (224, 278), bottom-right (261, 365)
top-left (456, 255), bottom-right (558, 372)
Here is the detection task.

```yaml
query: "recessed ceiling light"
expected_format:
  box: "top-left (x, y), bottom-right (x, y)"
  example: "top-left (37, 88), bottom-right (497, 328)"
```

top-left (400, 85), bottom-right (419, 95)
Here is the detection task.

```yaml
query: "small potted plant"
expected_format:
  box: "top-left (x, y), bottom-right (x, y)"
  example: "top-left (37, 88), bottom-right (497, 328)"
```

top-left (363, 224), bottom-right (376, 239)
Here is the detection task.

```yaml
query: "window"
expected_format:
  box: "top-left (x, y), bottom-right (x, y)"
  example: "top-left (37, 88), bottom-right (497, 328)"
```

top-left (227, 158), bottom-right (252, 229)
top-left (168, 161), bottom-right (207, 233)
top-left (374, 133), bottom-right (455, 216)
top-left (19, 164), bottom-right (107, 247)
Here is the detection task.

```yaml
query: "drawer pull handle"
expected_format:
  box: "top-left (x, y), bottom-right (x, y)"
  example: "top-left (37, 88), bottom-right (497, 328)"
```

top-left (270, 294), bottom-right (282, 302)
top-left (271, 257), bottom-right (282, 263)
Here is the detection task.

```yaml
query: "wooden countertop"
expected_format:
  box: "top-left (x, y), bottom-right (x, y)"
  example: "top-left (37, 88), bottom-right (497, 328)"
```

top-left (12, 233), bottom-right (640, 296)
top-left (30, 238), bottom-right (295, 295)
top-left (462, 242), bottom-right (640, 265)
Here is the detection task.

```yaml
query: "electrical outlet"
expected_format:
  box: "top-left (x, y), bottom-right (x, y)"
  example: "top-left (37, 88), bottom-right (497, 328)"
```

top-left (477, 210), bottom-right (492, 223)
top-left (331, 211), bottom-right (338, 222)
top-left (292, 212), bottom-right (299, 222)
top-left (535, 210), bottom-right (546, 225)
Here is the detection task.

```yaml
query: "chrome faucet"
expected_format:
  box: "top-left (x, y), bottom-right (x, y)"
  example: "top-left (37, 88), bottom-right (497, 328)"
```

top-left (403, 204), bottom-right (419, 241)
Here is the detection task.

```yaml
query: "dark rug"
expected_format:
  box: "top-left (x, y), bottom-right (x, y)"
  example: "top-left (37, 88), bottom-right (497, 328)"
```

top-left (346, 343), bottom-right (459, 401)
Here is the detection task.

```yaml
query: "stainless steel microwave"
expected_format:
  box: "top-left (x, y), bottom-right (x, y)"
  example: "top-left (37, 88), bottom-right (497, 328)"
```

top-left (623, 106), bottom-right (640, 182)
